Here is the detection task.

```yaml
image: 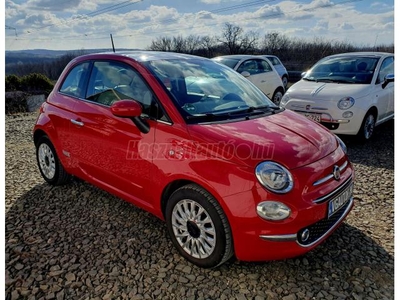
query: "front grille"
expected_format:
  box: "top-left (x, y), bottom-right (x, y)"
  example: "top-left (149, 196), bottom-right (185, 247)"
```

top-left (297, 198), bottom-right (352, 246)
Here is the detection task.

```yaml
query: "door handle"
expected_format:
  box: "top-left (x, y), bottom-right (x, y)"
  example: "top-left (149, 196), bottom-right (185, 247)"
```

top-left (261, 80), bottom-right (266, 83)
top-left (70, 119), bottom-right (84, 127)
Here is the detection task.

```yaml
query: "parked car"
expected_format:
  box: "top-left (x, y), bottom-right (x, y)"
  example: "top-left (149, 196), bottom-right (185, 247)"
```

top-left (34, 51), bottom-right (354, 268)
top-left (212, 55), bottom-right (285, 104)
top-left (261, 55), bottom-right (289, 88)
top-left (280, 52), bottom-right (394, 141)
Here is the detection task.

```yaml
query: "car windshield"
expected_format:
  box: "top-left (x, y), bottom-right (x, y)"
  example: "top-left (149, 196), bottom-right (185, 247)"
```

top-left (144, 58), bottom-right (278, 123)
top-left (303, 56), bottom-right (380, 84)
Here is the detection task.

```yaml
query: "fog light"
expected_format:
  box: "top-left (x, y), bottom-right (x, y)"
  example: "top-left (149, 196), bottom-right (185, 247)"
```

top-left (300, 229), bottom-right (310, 242)
top-left (342, 111), bottom-right (353, 118)
top-left (256, 201), bottom-right (291, 221)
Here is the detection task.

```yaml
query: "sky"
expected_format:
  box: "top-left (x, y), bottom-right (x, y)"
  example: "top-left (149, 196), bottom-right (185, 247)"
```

top-left (4, 0), bottom-right (395, 51)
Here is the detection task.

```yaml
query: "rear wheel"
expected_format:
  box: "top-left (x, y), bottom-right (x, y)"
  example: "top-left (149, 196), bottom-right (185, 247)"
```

top-left (165, 184), bottom-right (234, 268)
top-left (36, 136), bottom-right (71, 185)
top-left (357, 111), bottom-right (376, 142)
top-left (272, 88), bottom-right (284, 105)
top-left (282, 75), bottom-right (288, 89)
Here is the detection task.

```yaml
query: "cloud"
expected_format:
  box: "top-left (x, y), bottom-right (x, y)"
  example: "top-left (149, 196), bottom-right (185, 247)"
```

top-left (200, 0), bottom-right (221, 3)
top-left (338, 23), bottom-right (354, 30)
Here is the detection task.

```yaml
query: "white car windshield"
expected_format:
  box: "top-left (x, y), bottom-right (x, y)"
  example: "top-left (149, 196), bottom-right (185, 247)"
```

top-left (303, 56), bottom-right (380, 84)
top-left (144, 58), bottom-right (278, 123)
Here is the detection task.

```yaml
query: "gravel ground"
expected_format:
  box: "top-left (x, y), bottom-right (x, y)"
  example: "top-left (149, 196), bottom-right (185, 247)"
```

top-left (5, 113), bottom-right (394, 300)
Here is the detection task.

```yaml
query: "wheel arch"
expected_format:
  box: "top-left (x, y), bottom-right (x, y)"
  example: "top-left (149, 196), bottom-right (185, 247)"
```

top-left (160, 178), bottom-right (229, 221)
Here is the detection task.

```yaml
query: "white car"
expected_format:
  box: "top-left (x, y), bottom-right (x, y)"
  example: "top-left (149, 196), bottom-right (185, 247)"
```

top-left (261, 55), bottom-right (289, 88)
top-left (280, 52), bottom-right (394, 141)
top-left (212, 55), bottom-right (285, 104)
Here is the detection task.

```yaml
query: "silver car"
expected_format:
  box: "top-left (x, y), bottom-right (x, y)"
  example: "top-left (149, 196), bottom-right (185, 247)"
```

top-left (261, 55), bottom-right (289, 88)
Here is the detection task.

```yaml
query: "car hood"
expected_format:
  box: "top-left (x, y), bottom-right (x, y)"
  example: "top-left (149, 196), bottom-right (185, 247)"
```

top-left (287, 80), bottom-right (371, 100)
top-left (187, 110), bottom-right (337, 170)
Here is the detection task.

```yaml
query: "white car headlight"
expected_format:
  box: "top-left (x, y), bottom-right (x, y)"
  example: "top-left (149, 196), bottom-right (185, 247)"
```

top-left (338, 97), bottom-right (355, 110)
top-left (335, 135), bottom-right (347, 154)
top-left (255, 161), bottom-right (293, 193)
top-left (280, 93), bottom-right (290, 106)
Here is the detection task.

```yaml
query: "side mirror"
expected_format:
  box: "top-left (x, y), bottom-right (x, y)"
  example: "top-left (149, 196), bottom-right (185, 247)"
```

top-left (110, 99), bottom-right (142, 117)
top-left (241, 71), bottom-right (251, 78)
top-left (110, 100), bottom-right (150, 134)
top-left (301, 72), bottom-right (307, 78)
top-left (382, 74), bottom-right (394, 89)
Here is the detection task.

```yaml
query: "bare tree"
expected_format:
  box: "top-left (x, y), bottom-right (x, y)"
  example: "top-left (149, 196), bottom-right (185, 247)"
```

top-left (219, 23), bottom-right (259, 54)
top-left (147, 37), bottom-right (173, 51)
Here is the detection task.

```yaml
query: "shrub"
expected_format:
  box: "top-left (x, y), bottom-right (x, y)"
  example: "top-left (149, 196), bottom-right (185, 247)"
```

top-left (20, 73), bottom-right (54, 93)
top-left (5, 75), bottom-right (21, 92)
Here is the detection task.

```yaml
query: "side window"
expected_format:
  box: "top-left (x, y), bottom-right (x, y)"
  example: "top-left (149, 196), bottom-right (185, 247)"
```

top-left (59, 62), bottom-right (90, 98)
top-left (237, 60), bottom-right (260, 75)
top-left (376, 57), bottom-right (394, 84)
top-left (270, 57), bottom-right (281, 66)
top-left (86, 61), bottom-right (168, 121)
top-left (260, 60), bottom-right (273, 72)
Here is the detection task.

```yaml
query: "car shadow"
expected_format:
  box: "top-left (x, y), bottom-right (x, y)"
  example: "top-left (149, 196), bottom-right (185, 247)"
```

top-left (339, 119), bottom-right (394, 170)
top-left (6, 181), bottom-right (394, 299)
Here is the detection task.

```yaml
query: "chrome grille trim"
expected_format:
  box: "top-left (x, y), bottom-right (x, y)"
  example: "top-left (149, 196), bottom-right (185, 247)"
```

top-left (259, 234), bottom-right (297, 242)
top-left (313, 161), bottom-right (348, 186)
top-left (313, 175), bottom-right (353, 204)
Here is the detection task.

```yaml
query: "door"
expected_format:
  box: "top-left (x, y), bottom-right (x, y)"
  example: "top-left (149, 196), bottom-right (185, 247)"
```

top-left (237, 58), bottom-right (276, 97)
top-left (68, 60), bottom-right (165, 207)
top-left (374, 56), bottom-right (394, 121)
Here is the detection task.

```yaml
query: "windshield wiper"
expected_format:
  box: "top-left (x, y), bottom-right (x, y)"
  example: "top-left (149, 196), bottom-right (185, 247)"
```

top-left (316, 78), bottom-right (355, 84)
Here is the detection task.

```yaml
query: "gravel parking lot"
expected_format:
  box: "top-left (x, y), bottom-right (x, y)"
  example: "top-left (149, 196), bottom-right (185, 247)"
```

top-left (5, 113), bottom-right (394, 300)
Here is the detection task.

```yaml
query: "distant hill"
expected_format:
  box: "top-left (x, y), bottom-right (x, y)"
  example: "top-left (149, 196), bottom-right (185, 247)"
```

top-left (5, 48), bottom-right (141, 77)
top-left (5, 48), bottom-right (139, 65)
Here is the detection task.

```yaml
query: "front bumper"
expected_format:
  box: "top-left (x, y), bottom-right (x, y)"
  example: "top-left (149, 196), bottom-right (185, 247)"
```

top-left (222, 149), bottom-right (354, 262)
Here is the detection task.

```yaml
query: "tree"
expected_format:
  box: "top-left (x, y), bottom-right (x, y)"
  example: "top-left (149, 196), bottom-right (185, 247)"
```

top-left (219, 23), bottom-right (259, 54)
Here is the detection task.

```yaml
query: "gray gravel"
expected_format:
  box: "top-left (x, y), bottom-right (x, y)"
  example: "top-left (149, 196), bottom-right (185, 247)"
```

top-left (5, 113), bottom-right (394, 300)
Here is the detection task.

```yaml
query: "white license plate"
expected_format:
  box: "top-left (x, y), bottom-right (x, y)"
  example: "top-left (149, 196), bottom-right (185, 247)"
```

top-left (302, 112), bottom-right (321, 122)
top-left (328, 183), bottom-right (353, 218)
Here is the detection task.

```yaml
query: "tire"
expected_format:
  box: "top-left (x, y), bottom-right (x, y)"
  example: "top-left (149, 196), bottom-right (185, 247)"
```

top-left (36, 136), bottom-right (71, 185)
top-left (357, 111), bottom-right (376, 142)
top-left (272, 88), bottom-right (284, 105)
top-left (282, 75), bottom-right (288, 89)
top-left (165, 184), bottom-right (234, 268)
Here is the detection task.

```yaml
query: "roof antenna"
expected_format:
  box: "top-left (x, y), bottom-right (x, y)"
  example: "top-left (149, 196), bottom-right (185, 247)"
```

top-left (110, 34), bottom-right (116, 53)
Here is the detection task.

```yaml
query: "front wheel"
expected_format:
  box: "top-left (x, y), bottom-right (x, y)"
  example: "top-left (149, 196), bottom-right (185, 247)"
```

top-left (165, 184), bottom-right (234, 268)
top-left (357, 112), bottom-right (376, 141)
top-left (36, 136), bottom-right (71, 185)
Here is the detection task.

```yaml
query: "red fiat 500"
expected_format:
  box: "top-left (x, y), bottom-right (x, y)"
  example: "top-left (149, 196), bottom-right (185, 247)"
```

top-left (33, 51), bottom-right (354, 268)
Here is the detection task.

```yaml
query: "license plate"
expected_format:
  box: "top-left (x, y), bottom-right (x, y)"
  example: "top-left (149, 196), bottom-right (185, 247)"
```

top-left (328, 183), bottom-right (353, 218)
top-left (302, 112), bottom-right (321, 122)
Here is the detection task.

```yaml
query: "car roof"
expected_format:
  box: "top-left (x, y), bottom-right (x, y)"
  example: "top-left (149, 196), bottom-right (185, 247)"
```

top-left (213, 55), bottom-right (261, 60)
top-left (327, 52), bottom-right (393, 58)
top-left (74, 51), bottom-right (209, 63)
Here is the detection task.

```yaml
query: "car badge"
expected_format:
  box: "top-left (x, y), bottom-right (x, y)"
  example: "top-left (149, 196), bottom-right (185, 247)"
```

top-left (333, 165), bottom-right (340, 180)
top-left (306, 105), bottom-right (311, 111)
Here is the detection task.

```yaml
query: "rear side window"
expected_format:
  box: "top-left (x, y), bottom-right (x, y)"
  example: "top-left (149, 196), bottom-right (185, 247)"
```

top-left (267, 57), bottom-right (281, 66)
top-left (59, 62), bottom-right (90, 98)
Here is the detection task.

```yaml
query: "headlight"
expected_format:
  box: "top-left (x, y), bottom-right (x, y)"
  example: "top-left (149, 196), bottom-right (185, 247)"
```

top-left (255, 161), bottom-right (293, 193)
top-left (338, 97), bottom-right (355, 110)
top-left (280, 93), bottom-right (290, 106)
top-left (335, 135), bottom-right (347, 154)
top-left (257, 201), bottom-right (291, 221)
